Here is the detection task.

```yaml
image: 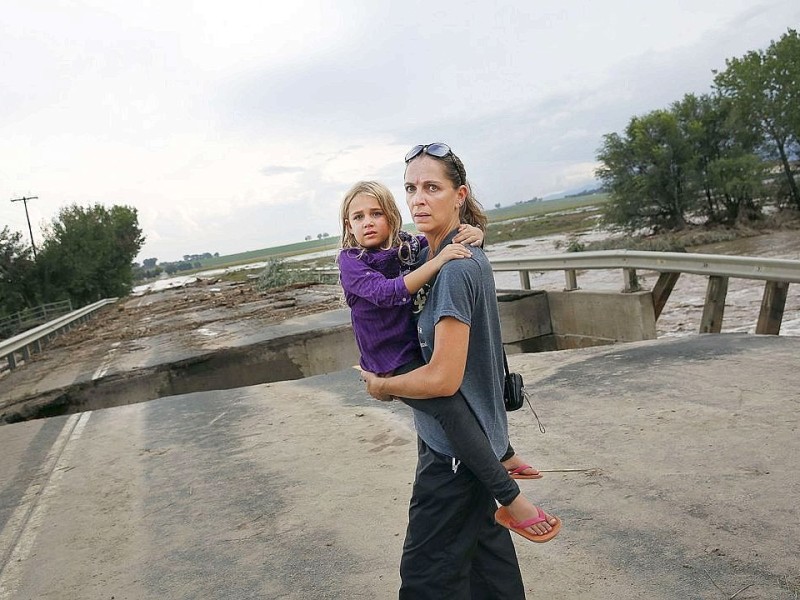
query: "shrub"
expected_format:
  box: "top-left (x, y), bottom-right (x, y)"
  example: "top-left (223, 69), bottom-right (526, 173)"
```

top-left (255, 259), bottom-right (331, 291)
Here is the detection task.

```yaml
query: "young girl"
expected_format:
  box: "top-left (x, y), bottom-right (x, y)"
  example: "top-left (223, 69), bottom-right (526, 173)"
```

top-left (337, 180), bottom-right (542, 511)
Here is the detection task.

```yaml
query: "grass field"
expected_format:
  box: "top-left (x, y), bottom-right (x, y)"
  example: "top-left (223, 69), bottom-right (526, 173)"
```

top-left (187, 192), bottom-right (609, 273)
top-left (191, 236), bottom-right (340, 269)
top-left (484, 193), bottom-right (607, 222)
top-left (486, 193), bottom-right (608, 243)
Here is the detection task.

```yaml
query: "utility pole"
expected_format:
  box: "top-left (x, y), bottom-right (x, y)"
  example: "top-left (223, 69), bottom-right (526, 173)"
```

top-left (10, 195), bottom-right (38, 259)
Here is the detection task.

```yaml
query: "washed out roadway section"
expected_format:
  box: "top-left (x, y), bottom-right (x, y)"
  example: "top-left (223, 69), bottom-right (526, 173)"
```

top-left (0, 333), bottom-right (798, 599)
top-left (0, 282), bottom-right (357, 424)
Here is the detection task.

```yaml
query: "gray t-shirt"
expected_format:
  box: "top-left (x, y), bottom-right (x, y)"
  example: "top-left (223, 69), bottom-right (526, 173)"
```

top-left (413, 234), bottom-right (509, 458)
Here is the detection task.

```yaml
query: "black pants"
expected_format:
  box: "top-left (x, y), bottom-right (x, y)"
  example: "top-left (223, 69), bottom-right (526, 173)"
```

top-left (399, 438), bottom-right (526, 599)
top-left (395, 360), bottom-right (521, 506)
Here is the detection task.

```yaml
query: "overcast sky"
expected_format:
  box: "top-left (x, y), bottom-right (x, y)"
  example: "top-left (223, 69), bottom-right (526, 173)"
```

top-left (2, 1), bottom-right (798, 262)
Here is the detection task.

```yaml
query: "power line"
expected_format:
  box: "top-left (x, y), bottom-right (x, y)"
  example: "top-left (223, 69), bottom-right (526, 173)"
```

top-left (10, 196), bottom-right (39, 259)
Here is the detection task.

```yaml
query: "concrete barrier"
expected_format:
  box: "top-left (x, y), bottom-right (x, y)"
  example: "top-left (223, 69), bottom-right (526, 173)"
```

top-left (498, 289), bottom-right (657, 352)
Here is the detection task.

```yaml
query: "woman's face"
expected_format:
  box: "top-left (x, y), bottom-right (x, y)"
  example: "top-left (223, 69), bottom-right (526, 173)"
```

top-left (404, 156), bottom-right (466, 236)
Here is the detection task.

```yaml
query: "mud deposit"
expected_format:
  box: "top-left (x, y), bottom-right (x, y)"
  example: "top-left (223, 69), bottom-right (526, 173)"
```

top-left (1, 281), bottom-right (351, 423)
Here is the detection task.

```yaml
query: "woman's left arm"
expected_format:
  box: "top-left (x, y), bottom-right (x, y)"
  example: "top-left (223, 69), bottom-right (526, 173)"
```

top-left (363, 316), bottom-right (469, 399)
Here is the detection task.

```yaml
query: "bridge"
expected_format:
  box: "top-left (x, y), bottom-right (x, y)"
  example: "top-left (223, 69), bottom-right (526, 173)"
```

top-left (492, 249), bottom-right (800, 336)
top-left (1, 249), bottom-right (798, 422)
top-left (0, 250), bottom-right (798, 598)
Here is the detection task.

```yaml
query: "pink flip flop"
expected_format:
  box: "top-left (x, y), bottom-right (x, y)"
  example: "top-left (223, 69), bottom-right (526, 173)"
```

top-left (507, 465), bottom-right (543, 480)
top-left (495, 505), bottom-right (562, 543)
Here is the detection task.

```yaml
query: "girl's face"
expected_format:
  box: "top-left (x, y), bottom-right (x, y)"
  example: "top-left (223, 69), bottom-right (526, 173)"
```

top-left (404, 156), bottom-right (466, 236)
top-left (346, 193), bottom-right (392, 249)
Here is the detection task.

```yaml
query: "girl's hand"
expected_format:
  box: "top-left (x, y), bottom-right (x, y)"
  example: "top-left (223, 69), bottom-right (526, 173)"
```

top-left (453, 224), bottom-right (485, 247)
top-left (361, 370), bottom-right (392, 401)
top-left (433, 243), bottom-right (472, 268)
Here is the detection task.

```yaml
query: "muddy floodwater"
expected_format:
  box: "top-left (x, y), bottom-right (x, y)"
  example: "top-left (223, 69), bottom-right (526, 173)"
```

top-left (487, 229), bottom-right (800, 337)
top-left (135, 229), bottom-right (800, 339)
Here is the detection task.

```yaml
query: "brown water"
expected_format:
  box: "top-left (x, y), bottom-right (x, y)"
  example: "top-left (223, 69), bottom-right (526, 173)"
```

top-left (486, 230), bottom-right (800, 337)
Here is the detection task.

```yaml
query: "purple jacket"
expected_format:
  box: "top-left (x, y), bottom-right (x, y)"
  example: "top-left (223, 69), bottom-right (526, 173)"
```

top-left (337, 234), bottom-right (427, 374)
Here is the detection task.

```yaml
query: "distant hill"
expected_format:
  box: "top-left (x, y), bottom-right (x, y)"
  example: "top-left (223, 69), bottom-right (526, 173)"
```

top-left (182, 190), bottom-right (610, 272)
top-left (485, 191), bottom-right (607, 223)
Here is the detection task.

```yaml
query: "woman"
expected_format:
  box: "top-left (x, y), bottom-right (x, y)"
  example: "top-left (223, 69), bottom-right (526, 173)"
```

top-left (362, 143), bottom-right (560, 599)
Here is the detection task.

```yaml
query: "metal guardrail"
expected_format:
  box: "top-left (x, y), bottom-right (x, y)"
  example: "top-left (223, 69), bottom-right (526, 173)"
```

top-left (315, 250), bottom-right (800, 287)
top-left (489, 250), bottom-right (800, 287)
top-left (0, 299), bottom-right (74, 339)
top-left (0, 298), bottom-right (117, 371)
top-left (489, 250), bottom-right (800, 335)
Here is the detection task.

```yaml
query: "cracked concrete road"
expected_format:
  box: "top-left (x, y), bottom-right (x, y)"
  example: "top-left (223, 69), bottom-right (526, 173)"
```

top-left (1, 333), bottom-right (798, 599)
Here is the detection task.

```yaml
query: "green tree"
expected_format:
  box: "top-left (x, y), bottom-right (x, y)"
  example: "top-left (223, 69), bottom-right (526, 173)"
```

top-left (706, 154), bottom-right (766, 223)
top-left (597, 109), bottom-right (697, 232)
top-left (37, 204), bottom-right (145, 306)
top-left (714, 28), bottom-right (800, 209)
top-left (672, 93), bottom-right (764, 224)
top-left (0, 227), bottom-right (37, 317)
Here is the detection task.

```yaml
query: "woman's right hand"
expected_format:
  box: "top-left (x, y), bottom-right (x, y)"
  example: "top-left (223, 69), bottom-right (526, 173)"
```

top-left (361, 370), bottom-right (393, 401)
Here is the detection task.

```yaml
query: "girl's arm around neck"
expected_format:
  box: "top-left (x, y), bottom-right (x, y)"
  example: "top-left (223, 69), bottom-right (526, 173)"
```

top-left (403, 243), bottom-right (472, 294)
top-left (452, 224), bottom-right (485, 247)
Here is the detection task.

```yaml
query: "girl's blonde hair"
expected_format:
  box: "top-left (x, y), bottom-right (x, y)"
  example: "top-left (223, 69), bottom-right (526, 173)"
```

top-left (339, 181), bottom-right (403, 250)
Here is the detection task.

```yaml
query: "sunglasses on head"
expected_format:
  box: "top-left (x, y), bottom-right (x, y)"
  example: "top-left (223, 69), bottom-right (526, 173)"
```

top-left (404, 143), bottom-right (452, 163)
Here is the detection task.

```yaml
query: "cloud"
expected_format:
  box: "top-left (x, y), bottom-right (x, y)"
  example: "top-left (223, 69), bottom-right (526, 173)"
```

top-left (2, 0), bottom-right (799, 262)
top-left (260, 165), bottom-right (305, 177)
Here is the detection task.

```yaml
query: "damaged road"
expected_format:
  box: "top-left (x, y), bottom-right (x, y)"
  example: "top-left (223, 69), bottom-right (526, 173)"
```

top-left (0, 280), bottom-right (358, 424)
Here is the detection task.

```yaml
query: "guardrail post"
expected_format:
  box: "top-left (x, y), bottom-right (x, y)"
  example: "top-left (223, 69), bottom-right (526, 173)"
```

top-left (519, 270), bottom-right (531, 290)
top-left (651, 272), bottom-right (681, 320)
top-left (564, 269), bottom-right (578, 291)
top-left (700, 276), bottom-right (729, 333)
top-left (7, 353), bottom-right (16, 370)
top-left (622, 268), bottom-right (640, 293)
top-left (756, 280), bottom-right (789, 334)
